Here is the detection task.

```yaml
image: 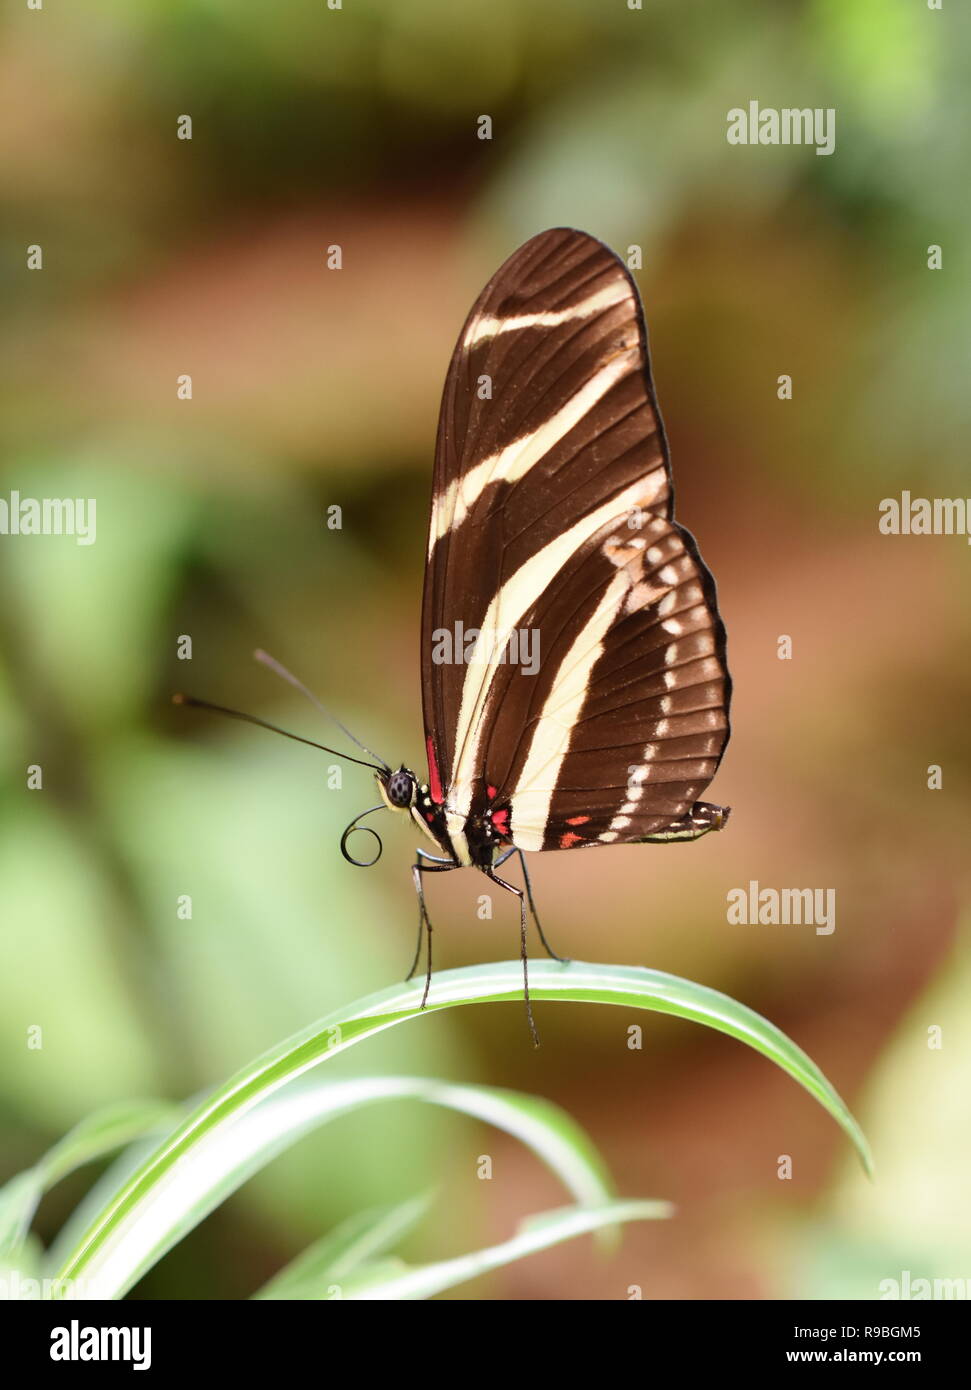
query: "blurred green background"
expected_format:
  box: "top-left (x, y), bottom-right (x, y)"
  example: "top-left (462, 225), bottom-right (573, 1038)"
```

top-left (1, 0), bottom-right (969, 1299)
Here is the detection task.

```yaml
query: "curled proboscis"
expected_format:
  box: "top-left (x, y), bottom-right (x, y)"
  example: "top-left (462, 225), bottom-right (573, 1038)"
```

top-left (340, 805), bottom-right (385, 867)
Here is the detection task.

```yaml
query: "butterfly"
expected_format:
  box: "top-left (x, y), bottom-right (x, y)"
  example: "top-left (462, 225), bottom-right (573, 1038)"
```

top-left (176, 228), bottom-right (731, 1043)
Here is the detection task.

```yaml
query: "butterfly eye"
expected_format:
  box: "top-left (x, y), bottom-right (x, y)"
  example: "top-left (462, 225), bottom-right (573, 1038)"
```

top-left (386, 769), bottom-right (415, 808)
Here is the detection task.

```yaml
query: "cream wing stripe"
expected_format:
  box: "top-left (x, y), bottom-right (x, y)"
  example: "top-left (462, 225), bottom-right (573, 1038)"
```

top-left (462, 279), bottom-right (632, 347)
top-left (428, 349), bottom-right (637, 555)
top-left (445, 470), bottom-right (667, 825)
top-left (509, 570), bottom-right (631, 852)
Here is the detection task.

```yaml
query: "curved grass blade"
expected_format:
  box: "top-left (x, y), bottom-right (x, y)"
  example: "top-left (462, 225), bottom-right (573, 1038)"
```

top-left (0, 1100), bottom-right (176, 1259)
top-left (52, 1070), bottom-right (618, 1298)
top-left (254, 1192), bottom-right (434, 1299)
top-left (337, 1200), bottom-right (671, 1301)
top-left (52, 959), bottom-right (871, 1298)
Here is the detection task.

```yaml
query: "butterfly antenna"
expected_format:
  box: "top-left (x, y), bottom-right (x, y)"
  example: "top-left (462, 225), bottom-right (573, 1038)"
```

top-left (254, 648), bottom-right (392, 772)
top-left (172, 694), bottom-right (384, 773)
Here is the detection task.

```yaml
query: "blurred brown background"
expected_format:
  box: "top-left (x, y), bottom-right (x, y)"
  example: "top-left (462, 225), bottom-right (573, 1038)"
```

top-left (1, 0), bottom-right (969, 1299)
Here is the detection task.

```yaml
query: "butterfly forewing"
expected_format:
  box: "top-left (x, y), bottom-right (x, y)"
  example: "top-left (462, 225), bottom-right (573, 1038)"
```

top-left (420, 228), bottom-right (729, 862)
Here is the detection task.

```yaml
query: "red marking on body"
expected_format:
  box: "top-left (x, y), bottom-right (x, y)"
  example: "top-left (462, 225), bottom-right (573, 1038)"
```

top-left (426, 737), bottom-right (443, 803)
top-left (560, 831), bottom-right (583, 848)
top-left (486, 784), bottom-right (497, 799)
top-left (425, 812), bottom-right (435, 824)
top-left (491, 807), bottom-right (510, 835)
top-left (566, 815), bottom-right (590, 826)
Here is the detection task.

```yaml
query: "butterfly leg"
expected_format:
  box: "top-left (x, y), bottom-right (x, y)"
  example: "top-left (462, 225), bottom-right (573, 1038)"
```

top-left (408, 849), bottom-right (456, 1011)
top-left (483, 868), bottom-right (540, 1048)
top-left (493, 847), bottom-right (570, 964)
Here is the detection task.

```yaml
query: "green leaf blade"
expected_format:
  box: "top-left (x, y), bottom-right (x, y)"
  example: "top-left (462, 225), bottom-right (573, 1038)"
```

top-left (50, 959), bottom-right (871, 1298)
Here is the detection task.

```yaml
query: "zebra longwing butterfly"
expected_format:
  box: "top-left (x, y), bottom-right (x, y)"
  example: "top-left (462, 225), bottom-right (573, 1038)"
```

top-left (177, 228), bottom-right (731, 1042)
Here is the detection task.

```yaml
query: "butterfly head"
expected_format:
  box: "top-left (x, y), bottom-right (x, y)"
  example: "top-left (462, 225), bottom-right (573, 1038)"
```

top-left (336, 765), bottom-right (423, 869)
top-left (377, 766), bottom-right (418, 812)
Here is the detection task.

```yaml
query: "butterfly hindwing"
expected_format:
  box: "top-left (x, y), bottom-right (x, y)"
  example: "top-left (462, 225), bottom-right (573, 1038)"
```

top-left (497, 508), bottom-right (729, 851)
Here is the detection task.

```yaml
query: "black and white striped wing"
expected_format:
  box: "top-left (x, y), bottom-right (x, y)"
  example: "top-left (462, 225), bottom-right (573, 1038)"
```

top-left (420, 228), bottom-right (730, 854)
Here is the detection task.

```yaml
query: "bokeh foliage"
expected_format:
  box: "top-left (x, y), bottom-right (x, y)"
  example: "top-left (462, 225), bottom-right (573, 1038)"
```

top-left (1, 0), bottom-right (968, 1298)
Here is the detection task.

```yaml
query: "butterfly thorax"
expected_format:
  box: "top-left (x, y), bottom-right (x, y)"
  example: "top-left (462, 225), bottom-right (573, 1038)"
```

top-left (376, 766), bottom-right (513, 869)
top-left (460, 783), bottom-right (514, 868)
